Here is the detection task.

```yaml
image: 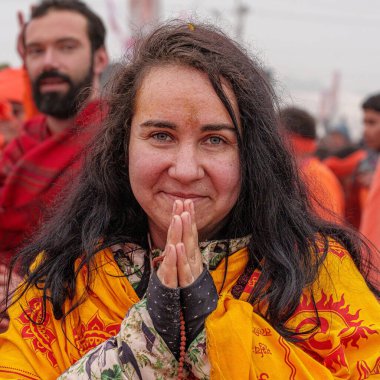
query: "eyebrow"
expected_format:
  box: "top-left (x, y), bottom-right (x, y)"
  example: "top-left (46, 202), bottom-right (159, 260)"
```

top-left (26, 37), bottom-right (80, 48)
top-left (140, 120), bottom-right (236, 132)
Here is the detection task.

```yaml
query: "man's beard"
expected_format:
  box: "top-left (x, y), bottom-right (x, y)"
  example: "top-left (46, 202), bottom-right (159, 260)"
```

top-left (32, 67), bottom-right (93, 119)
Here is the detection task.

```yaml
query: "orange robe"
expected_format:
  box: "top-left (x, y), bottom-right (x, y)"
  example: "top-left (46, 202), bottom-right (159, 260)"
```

top-left (325, 150), bottom-right (374, 229)
top-left (0, 67), bottom-right (25, 105)
top-left (286, 134), bottom-right (345, 222)
top-left (360, 162), bottom-right (380, 283)
top-left (324, 150), bottom-right (367, 180)
top-left (301, 157), bottom-right (345, 222)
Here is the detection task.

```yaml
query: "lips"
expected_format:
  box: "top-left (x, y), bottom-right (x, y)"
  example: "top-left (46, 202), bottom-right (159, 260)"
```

top-left (40, 77), bottom-right (67, 85)
top-left (36, 70), bottom-right (72, 92)
top-left (38, 77), bottom-right (69, 93)
top-left (160, 191), bottom-right (207, 202)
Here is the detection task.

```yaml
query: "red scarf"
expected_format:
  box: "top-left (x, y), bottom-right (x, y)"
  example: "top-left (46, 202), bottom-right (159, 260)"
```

top-left (0, 100), bottom-right (105, 263)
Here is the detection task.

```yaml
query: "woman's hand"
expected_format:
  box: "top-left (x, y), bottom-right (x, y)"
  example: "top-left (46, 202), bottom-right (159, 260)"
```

top-left (157, 199), bottom-right (203, 288)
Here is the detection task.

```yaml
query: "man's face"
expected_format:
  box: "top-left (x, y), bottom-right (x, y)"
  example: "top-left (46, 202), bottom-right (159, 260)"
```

top-left (24, 10), bottom-right (94, 119)
top-left (363, 109), bottom-right (380, 152)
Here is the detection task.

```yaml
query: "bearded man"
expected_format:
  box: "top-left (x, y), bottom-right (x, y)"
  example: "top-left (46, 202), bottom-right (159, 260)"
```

top-left (0, 1), bottom-right (108, 285)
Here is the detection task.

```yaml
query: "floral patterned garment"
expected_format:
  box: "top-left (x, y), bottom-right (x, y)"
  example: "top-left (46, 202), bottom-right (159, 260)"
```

top-left (59, 236), bottom-right (251, 380)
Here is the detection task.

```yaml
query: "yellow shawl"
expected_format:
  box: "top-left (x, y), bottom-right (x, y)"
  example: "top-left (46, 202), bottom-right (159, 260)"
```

top-left (207, 241), bottom-right (380, 379)
top-left (0, 243), bottom-right (379, 379)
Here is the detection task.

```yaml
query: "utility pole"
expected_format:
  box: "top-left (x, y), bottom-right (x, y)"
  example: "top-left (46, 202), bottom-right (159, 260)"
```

top-left (211, 1), bottom-right (249, 42)
top-left (235, 0), bottom-right (249, 41)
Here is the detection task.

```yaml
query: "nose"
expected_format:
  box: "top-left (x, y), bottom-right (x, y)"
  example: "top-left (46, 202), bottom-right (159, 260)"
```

top-left (168, 144), bottom-right (205, 183)
top-left (41, 48), bottom-right (59, 71)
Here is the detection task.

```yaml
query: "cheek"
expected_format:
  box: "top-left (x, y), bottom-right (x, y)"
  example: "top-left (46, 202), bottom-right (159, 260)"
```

top-left (128, 144), bottom-right (167, 192)
top-left (72, 60), bottom-right (92, 80)
top-left (366, 126), bottom-right (378, 139)
top-left (26, 61), bottom-right (40, 82)
top-left (212, 157), bottom-right (241, 199)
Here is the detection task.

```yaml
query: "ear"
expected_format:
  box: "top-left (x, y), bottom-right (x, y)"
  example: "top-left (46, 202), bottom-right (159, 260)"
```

top-left (93, 46), bottom-right (109, 76)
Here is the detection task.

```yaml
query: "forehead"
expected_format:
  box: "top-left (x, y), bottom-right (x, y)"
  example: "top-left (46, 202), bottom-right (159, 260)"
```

top-left (135, 64), bottom-right (239, 122)
top-left (363, 109), bottom-right (380, 122)
top-left (25, 10), bottom-right (89, 45)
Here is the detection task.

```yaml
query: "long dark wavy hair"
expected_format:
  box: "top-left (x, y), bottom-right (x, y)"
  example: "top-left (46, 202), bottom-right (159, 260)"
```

top-left (3, 20), bottom-right (379, 340)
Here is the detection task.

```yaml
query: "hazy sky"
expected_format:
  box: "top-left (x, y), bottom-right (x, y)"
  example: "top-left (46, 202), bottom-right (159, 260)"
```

top-left (1, 0), bottom-right (380, 139)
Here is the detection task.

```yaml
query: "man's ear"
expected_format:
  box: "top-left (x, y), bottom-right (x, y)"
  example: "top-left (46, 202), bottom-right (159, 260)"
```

top-left (93, 46), bottom-right (109, 76)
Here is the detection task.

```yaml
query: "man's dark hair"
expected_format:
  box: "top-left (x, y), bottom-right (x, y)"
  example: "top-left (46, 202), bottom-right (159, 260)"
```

top-left (279, 106), bottom-right (317, 139)
top-left (28, 0), bottom-right (106, 51)
top-left (5, 20), bottom-right (378, 342)
top-left (362, 93), bottom-right (380, 113)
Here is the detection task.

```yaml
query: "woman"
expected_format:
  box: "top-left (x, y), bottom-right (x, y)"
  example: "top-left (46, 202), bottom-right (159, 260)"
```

top-left (0, 21), bottom-right (379, 379)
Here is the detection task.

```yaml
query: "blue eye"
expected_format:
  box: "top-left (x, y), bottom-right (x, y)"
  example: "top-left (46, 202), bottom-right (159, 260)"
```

top-left (152, 132), bottom-right (171, 141)
top-left (208, 136), bottom-right (224, 144)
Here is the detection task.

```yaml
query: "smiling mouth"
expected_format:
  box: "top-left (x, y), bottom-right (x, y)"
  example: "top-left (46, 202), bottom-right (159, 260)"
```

top-left (161, 192), bottom-right (206, 202)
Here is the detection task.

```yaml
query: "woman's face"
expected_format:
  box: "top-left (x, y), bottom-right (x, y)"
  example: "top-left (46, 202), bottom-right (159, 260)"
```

top-left (129, 64), bottom-right (241, 248)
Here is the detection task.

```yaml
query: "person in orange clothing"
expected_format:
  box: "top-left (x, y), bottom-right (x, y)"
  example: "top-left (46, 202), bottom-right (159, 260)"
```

top-left (0, 67), bottom-right (26, 149)
top-left (279, 106), bottom-right (345, 222)
top-left (360, 162), bottom-right (380, 282)
top-left (0, 67), bottom-right (25, 120)
top-left (324, 95), bottom-right (380, 229)
top-left (360, 93), bottom-right (380, 283)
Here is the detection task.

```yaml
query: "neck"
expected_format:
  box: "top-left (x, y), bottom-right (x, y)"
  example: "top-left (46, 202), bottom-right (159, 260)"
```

top-left (46, 115), bottom-right (75, 135)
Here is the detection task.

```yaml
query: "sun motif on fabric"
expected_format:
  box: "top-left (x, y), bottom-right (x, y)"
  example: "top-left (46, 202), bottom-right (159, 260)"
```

top-left (316, 239), bottom-right (347, 261)
top-left (17, 297), bottom-right (58, 368)
top-left (357, 357), bottom-right (380, 379)
top-left (288, 291), bottom-right (378, 372)
top-left (72, 311), bottom-right (121, 357)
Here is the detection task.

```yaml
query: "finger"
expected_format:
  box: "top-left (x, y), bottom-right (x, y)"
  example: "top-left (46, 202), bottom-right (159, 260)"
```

top-left (181, 211), bottom-right (195, 262)
top-left (157, 244), bottom-right (178, 288)
top-left (176, 243), bottom-right (195, 287)
top-left (182, 201), bottom-right (202, 278)
top-left (172, 199), bottom-right (184, 217)
top-left (188, 199), bottom-right (199, 242)
top-left (183, 199), bottom-right (199, 246)
top-left (166, 214), bottom-right (183, 246)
